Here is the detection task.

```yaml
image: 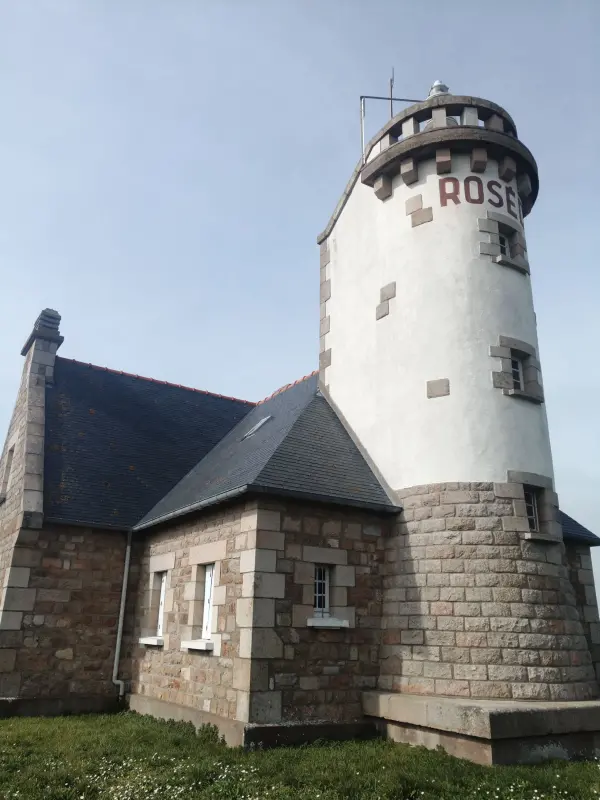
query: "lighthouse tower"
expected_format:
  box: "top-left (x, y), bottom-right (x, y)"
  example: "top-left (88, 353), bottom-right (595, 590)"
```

top-left (318, 83), bottom-right (599, 704)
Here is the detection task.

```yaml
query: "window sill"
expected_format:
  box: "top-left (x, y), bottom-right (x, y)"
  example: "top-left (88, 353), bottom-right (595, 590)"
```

top-left (181, 639), bottom-right (214, 652)
top-left (502, 388), bottom-right (543, 404)
top-left (139, 636), bottom-right (164, 647)
top-left (522, 530), bottom-right (562, 543)
top-left (494, 254), bottom-right (530, 275)
top-left (307, 617), bottom-right (350, 629)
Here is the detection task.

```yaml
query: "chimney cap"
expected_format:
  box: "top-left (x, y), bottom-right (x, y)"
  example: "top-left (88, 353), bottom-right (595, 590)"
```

top-left (21, 308), bottom-right (64, 356)
top-left (428, 80), bottom-right (450, 98)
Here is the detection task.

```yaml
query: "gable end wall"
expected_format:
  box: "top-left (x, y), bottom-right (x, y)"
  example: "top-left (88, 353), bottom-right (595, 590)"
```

top-left (0, 337), bottom-right (60, 696)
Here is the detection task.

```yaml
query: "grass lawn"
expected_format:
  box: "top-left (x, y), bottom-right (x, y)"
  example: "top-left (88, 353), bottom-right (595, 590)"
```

top-left (0, 713), bottom-right (598, 799)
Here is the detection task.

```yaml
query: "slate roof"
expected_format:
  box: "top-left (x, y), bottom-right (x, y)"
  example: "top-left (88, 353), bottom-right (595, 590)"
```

top-left (559, 511), bottom-right (600, 546)
top-left (42, 358), bottom-right (600, 547)
top-left (44, 358), bottom-right (254, 529)
top-left (135, 373), bottom-right (398, 530)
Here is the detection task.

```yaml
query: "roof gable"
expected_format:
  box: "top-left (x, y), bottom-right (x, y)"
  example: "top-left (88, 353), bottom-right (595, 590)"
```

top-left (254, 394), bottom-right (394, 510)
top-left (44, 358), bottom-right (253, 529)
top-left (135, 374), bottom-right (397, 529)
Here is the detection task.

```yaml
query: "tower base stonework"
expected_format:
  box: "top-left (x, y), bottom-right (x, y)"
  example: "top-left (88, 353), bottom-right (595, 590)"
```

top-left (380, 482), bottom-right (599, 702)
top-left (371, 480), bottom-right (600, 763)
top-left (363, 692), bottom-right (600, 765)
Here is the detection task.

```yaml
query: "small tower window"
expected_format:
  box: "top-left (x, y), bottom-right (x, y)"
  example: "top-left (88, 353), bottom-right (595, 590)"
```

top-left (498, 234), bottom-right (509, 256)
top-left (313, 565), bottom-right (331, 618)
top-left (523, 486), bottom-right (540, 532)
top-left (511, 357), bottom-right (524, 391)
top-left (491, 336), bottom-right (544, 405)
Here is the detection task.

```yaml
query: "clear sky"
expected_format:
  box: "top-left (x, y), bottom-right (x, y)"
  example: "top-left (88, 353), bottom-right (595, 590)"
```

top-left (0, 1), bottom-right (598, 569)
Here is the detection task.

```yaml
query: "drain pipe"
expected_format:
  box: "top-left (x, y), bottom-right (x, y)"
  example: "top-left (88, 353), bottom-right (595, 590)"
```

top-left (112, 529), bottom-right (132, 698)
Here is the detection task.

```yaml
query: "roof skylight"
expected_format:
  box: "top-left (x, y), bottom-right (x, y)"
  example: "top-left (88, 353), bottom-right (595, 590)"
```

top-left (241, 415), bottom-right (272, 440)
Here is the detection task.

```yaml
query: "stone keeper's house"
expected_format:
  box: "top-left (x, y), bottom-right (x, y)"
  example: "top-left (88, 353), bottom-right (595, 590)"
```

top-left (1, 83), bottom-right (600, 764)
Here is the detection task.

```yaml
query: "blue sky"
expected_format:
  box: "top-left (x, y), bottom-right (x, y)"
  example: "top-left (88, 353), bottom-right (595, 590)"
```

top-left (0, 1), bottom-right (598, 570)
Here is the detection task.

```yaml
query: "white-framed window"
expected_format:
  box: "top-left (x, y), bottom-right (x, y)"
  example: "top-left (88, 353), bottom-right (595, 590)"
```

top-left (181, 562), bottom-right (217, 652)
top-left (498, 233), bottom-right (509, 256)
top-left (201, 563), bottom-right (215, 640)
top-left (524, 486), bottom-right (540, 532)
top-left (156, 571), bottom-right (167, 637)
top-left (313, 565), bottom-right (331, 618)
top-left (511, 357), bottom-right (524, 391)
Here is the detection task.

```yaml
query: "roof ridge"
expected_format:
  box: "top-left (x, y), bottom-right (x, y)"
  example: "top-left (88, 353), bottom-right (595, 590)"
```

top-left (58, 357), bottom-right (255, 406)
top-left (256, 370), bottom-right (318, 406)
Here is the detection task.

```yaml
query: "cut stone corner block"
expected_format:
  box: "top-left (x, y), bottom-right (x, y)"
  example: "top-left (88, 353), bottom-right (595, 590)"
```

top-left (411, 207), bottom-right (433, 228)
top-left (477, 217), bottom-right (499, 234)
top-left (461, 106), bottom-right (479, 127)
top-left (435, 149), bottom-right (452, 175)
top-left (374, 175), bottom-right (393, 201)
top-left (249, 691), bottom-right (282, 724)
top-left (379, 133), bottom-right (398, 150)
top-left (471, 148), bottom-right (487, 173)
top-left (362, 692), bottom-right (600, 765)
top-left (400, 158), bottom-right (418, 186)
top-left (427, 378), bottom-right (450, 399)
top-left (431, 107), bottom-right (447, 128)
top-left (319, 349), bottom-right (332, 370)
top-left (319, 240), bottom-right (330, 268)
top-left (319, 279), bottom-right (331, 303)
top-left (499, 156), bottom-right (517, 183)
top-left (517, 173), bottom-right (533, 198)
top-left (480, 241), bottom-right (501, 257)
top-left (485, 113), bottom-right (504, 133)
top-left (405, 194), bottom-right (422, 216)
top-left (380, 281), bottom-right (396, 303)
top-left (402, 116), bottom-right (419, 138)
top-left (0, 610), bottom-right (24, 631)
top-left (376, 301), bottom-right (389, 320)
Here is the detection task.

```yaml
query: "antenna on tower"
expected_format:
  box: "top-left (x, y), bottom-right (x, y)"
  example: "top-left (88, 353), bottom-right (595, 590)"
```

top-left (359, 80), bottom-right (421, 165)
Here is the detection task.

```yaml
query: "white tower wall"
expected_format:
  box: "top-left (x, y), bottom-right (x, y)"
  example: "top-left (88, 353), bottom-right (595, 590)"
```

top-left (316, 87), bottom-right (599, 703)
top-left (323, 153), bottom-right (553, 491)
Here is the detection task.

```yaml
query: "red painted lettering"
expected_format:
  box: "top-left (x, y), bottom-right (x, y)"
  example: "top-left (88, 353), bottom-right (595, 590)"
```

top-left (464, 176), bottom-right (484, 204)
top-left (506, 186), bottom-right (517, 219)
top-left (439, 177), bottom-right (460, 206)
top-left (487, 180), bottom-right (503, 208)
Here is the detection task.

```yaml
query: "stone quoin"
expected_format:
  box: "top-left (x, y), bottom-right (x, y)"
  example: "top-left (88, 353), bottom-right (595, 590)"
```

top-left (0, 80), bottom-right (599, 765)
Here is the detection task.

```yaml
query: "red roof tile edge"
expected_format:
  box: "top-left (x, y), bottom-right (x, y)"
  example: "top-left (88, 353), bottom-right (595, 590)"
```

top-left (256, 370), bottom-right (319, 405)
top-left (60, 358), bottom-right (255, 405)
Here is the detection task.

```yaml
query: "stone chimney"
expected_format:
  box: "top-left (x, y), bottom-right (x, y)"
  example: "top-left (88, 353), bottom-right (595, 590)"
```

top-left (21, 309), bottom-right (63, 386)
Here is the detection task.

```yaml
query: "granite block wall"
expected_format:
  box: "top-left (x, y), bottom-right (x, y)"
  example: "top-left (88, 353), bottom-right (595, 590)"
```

top-left (565, 543), bottom-right (600, 682)
top-left (379, 482), bottom-right (599, 701)
top-left (129, 503), bottom-right (249, 722)
top-left (265, 501), bottom-right (389, 723)
top-left (0, 524), bottom-right (125, 699)
top-left (128, 499), bottom-right (391, 726)
top-left (0, 345), bottom-right (41, 598)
